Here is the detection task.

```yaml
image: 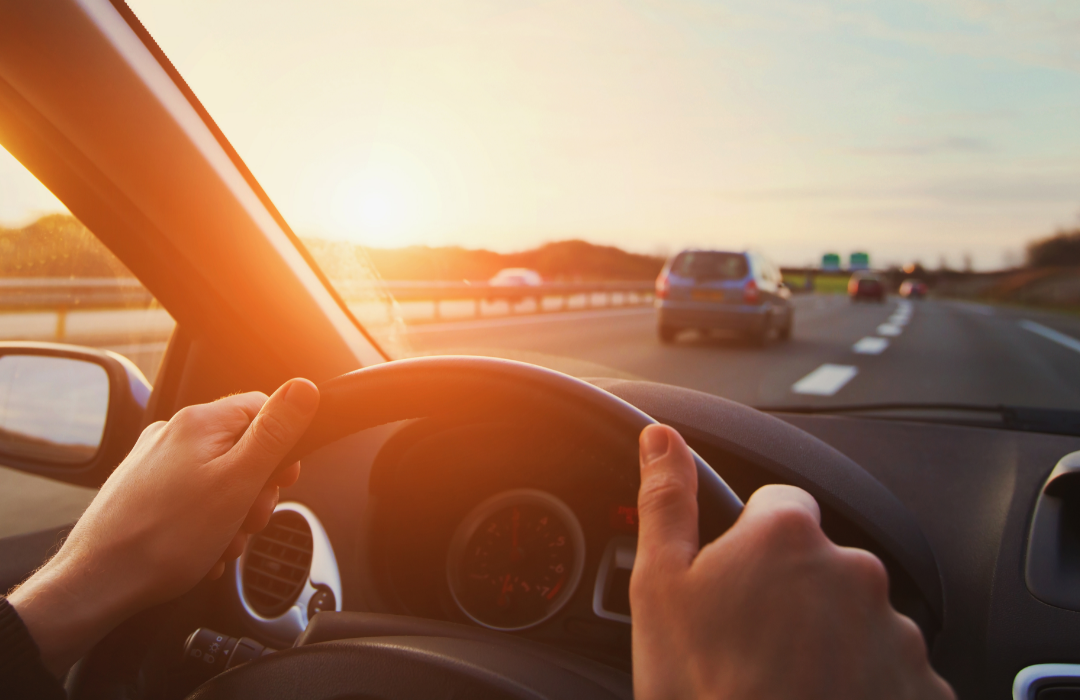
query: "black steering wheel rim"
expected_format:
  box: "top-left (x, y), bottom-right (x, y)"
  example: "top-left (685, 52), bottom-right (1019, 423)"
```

top-left (283, 355), bottom-right (745, 540)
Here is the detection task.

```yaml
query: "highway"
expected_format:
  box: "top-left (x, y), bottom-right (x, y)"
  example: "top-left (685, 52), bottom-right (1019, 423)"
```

top-left (3, 293), bottom-right (1080, 538)
top-left (406, 295), bottom-right (1080, 411)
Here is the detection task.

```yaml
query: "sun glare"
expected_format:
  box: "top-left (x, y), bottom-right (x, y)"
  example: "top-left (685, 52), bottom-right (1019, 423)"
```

top-left (331, 177), bottom-right (414, 247)
top-left (328, 148), bottom-right (448, 248)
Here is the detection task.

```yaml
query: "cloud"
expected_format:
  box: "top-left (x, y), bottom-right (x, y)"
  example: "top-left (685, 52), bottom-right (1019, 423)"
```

top-left (851, 136), bottom-right (993, 156)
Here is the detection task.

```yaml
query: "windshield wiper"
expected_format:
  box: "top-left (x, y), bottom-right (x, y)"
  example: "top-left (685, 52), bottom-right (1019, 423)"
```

top-left (753, 402), bottom-right (1080, 437)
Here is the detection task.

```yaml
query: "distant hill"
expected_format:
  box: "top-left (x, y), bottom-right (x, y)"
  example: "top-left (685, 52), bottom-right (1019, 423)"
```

top-left (3, 214), bottom-right (664, 282)
top-left (358, 239), bottom-right (665, 281)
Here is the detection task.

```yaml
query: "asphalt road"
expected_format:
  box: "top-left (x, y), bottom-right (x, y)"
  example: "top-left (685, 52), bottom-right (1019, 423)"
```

top-left (4, 293), bottom-right (1080, 538)
top-left (406, 295), bottom-right (1080, 411)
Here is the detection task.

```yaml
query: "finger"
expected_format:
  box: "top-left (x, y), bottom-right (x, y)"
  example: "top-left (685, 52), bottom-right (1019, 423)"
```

top-left (740, 484), bottom-right (821, 526)
top-left (243, 485), bottom-right (280, 533)
top-left (636, 424), bottom-right (699, 570)
top-left (225, 379), bottom-right (319, 480)
top-left (271, 461), bottom-right (301, 489)
top-left (219, 391), bottom-right (271, 423)
top-left (205, 561), bottom-right (226, 581)
top-left (139, 420), bottom-right (167, 439)
top-left (209, 392), bottom-right (271, 438)
top-left (221, 531), bottom-right (249, 562)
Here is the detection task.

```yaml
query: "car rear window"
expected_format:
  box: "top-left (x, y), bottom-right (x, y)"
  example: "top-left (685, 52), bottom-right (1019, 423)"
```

top-left (671, 252), bottom-right (748, 280)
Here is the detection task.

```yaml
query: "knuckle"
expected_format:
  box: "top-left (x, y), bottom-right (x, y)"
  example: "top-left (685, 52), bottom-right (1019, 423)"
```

top-left (757, 504), bottom-right (823, 551)
top-left (893, 612), bottom-right (929, 665)
top-left (171, 404), bottom-right (211, 432)
top-left (931, 675), bottom-right (957, 700)
top-left (638, 474), bottom-right (690, 517)
top-left (250, 412), bottom-right (291, 454)
top-left (841, 548), bottom-right (890, 602)
top-left (137, 420), bottom-right (167, 441)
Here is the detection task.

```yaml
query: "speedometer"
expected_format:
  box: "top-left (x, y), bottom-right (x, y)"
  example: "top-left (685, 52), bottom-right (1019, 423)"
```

top-left (447, 489), bottom-right (586, 631)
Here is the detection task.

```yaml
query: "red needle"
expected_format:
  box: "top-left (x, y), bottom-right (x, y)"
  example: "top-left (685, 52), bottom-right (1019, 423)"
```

top-left (497, 573), bottom-right (513, 607)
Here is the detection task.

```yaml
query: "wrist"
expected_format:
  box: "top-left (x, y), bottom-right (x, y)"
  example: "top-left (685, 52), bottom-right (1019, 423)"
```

top-left (8, 547), bottom-right (140, 676)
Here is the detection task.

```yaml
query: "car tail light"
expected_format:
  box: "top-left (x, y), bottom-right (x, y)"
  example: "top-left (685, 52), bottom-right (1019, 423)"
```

top-left (743, 279), bottom-right (760, 304)
top-left (655, 273), bottom-right (670, 299)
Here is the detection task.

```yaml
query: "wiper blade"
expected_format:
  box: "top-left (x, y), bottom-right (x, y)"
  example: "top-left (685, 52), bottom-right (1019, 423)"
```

top-left (753, 402), bottom-right (1080, 437)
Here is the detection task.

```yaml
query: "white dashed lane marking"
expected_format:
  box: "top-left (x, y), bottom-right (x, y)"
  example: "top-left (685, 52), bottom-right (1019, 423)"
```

top-left (852, 337), bottom-right (889, 355)
top-left (792, 364), bottom-right (859, 396)
top-left (1020, 320), bottom-right (1080, 355)
top-left (792, 301), bottom-right (912, 395)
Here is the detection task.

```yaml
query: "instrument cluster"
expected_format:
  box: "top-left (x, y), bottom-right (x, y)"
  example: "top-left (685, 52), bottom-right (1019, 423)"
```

top-left (368, 418), bottom-right (641, 660)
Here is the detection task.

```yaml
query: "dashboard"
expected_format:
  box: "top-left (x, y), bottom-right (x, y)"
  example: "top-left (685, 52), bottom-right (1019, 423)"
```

top-left (228, 409), bottom-right (941, 670)
top-left (212, 387), bottom-right (1080, 699)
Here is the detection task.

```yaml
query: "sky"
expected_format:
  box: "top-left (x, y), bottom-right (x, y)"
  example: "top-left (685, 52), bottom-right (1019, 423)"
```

top-left (4, 0), bottom-right (1080, 270)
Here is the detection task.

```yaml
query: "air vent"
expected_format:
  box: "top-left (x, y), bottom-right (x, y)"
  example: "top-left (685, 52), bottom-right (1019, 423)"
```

top-left (241, 510), bottom-right (312, 618)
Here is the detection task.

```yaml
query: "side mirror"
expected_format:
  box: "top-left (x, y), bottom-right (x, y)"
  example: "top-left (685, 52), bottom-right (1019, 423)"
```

top-left (0, 342), bottom-right (150, 487)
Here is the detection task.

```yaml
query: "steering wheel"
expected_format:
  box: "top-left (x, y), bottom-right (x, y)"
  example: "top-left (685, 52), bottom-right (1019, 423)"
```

top-left (189, 356), bottom-right (744, 699)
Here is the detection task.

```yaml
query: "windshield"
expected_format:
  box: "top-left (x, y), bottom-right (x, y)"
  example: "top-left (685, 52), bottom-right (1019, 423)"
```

top-left (671, 253), bottom-right (749, 281)
top-left (121, 1), bottom-right (1080, 413)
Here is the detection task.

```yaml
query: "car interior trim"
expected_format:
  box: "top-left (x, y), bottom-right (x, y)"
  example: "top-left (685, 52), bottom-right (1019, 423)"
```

top-left (592, 536), bottom-right (636, 624)
top-left (236, 501), bottom-right (342, 643)
top-left (1012, 663), bottom-right (1080, 700)
top-left (74, 0), bottom-right (382, 368)
top-left (103, 0), bottom-right (391, 364)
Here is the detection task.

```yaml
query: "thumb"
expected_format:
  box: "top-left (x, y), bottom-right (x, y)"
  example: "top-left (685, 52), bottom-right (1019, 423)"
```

top-left (225, 378), bottom-right (320, 478)
top-left (636, 424), bottom-right (699, 571)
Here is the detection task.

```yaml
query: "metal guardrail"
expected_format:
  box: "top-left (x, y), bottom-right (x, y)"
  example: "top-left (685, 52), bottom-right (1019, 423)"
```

top-left (0, 277), bottom-right (154, 310)
top-left (376, 280), bottom-right (656, 320)
top-left (0, 278), bottom-right (657, 327)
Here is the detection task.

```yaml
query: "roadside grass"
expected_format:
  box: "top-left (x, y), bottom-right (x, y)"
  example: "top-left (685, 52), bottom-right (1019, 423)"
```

top-left (783, 273), bottom-right (850, 295)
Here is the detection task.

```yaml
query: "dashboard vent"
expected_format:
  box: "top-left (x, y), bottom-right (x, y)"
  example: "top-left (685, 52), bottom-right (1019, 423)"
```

top-left (241, 510), bottom-right (312, 617)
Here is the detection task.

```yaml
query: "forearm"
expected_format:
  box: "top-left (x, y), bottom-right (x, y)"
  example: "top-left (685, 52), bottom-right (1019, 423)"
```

top-left (8, 548), bottom-right (137, 677)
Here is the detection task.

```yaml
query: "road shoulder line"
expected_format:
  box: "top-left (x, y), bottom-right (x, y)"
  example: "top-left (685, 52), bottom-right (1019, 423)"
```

top-left (1020, 320), bottom-right (1080, 355)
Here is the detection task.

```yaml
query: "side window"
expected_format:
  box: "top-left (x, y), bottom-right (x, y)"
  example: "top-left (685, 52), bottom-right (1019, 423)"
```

top-left (0, 145), bottom-right (175, 537)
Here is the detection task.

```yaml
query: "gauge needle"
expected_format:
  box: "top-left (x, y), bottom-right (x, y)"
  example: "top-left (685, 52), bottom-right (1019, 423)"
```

top-left (497, 573), bottom-right (513, 608)
top-left (546, 576), bottom-right (565, 601)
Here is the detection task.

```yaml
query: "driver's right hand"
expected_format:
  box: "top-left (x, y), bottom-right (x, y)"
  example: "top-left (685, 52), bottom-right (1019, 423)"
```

top-left (630, 424), bottom-right (955, 700)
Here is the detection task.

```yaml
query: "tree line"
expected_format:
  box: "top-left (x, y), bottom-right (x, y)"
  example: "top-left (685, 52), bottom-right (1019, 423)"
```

top-left (1026, 226), bottom-right (1080, 268)
top-left (1, 215), bottom-right (665, 281)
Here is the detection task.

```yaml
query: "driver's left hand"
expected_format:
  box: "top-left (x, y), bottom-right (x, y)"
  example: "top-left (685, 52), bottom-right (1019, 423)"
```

top-left (8, 378), bottom-right (320, 676)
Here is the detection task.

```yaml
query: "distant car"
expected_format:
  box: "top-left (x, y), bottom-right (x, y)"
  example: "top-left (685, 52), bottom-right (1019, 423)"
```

top-left (899, 279), bottom-right (928, 299)
top-left (848, 271), bottom-right (886, 303)
top-left (489, 268), bottom-right (542, 286)
top-left (655, 249), bottom-right (793, 345)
